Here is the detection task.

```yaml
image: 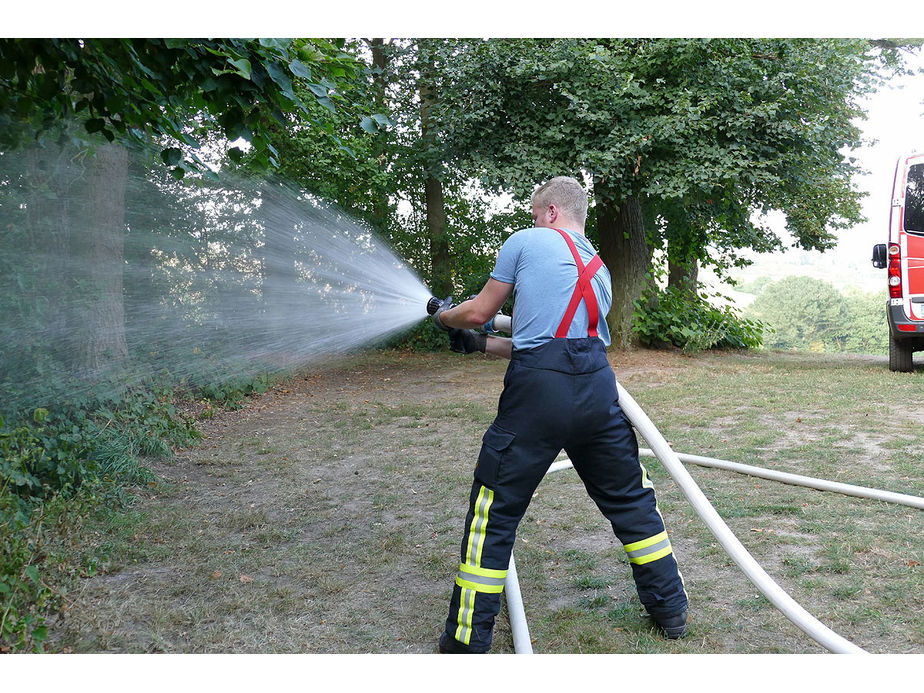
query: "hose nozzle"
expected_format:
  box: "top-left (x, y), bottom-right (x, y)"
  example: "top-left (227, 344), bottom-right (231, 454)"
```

top-left (426, 296), bottom-right (444, 316)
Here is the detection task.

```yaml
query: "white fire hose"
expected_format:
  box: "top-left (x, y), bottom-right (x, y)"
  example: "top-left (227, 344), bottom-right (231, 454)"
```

top-left (489, 315), bottom-right (883, 653)
top-left (505, 382), bottom-right (872, 654)
top-left (485, 315), bottom-right (898, 652)
top-left (638, 449), bottom-right (924, 510)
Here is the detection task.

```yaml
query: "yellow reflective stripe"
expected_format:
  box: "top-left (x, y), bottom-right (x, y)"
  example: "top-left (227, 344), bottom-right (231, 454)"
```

top-left (624, 531), bottom-right (669, 553)
top-left (454, 587), bottom-right (475, 644)
top-left (639, 461), bottom-right (653, 489)
top-left (466, 485), bottom-right (494, 567)
top-left (459, 563), bottom-right (507, 579)
top-left (454, 485), bottom-right (496, 645)
top-left (456, 563), bottom-right (507, 593)
top-left (456, 576), bottom-right (505, 593)
top-left (624, 531), bottom-right (673, 565)
top-left (629, 545), bottom-right (673, 565)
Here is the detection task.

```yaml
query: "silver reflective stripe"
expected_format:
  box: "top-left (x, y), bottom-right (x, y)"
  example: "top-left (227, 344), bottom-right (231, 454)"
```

top-left (455, 587), bottom-right (474, 644)
top-left (626, 537), bottom-right (671, 561)
top-left (457, 566), bottom-right (506, 589)
top-left (468, 489), bottom-right (492, 564)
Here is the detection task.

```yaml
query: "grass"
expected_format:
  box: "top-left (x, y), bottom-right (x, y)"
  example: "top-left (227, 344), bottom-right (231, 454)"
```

top-left (41, 348), bottom-right (924, 654)
top-left (612, 350), bottom-right (924, 653)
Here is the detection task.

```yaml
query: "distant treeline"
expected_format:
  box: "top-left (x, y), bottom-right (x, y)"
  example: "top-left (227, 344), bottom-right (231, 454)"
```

top-left (741, 276), bottom-right (888, 355)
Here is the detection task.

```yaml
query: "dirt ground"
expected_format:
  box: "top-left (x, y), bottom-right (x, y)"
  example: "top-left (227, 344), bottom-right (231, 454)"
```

top-left (47, 348), bottom-right (922, 654)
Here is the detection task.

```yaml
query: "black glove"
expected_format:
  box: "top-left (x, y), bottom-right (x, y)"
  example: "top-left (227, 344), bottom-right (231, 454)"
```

top-left (432, 295), bottom-right (454, 332)
top-left (449, 328), bottom-right (487, 354)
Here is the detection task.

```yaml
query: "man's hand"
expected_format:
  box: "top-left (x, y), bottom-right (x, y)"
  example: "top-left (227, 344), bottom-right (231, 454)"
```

top-left (432, 296), bottom-right (454, 332)
top-left (449, 328), bottom-right (486, 354)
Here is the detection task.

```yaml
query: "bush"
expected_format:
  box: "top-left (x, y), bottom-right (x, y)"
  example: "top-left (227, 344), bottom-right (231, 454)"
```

top-left (196, 374), bottom-right (274, 409)
top-left (0, 488), bottom-right (63, 652)
top-left (380, 320), bottom-right (449, 352)
top-left (0, 387), bottom-right (201, 653)
top-left (633, 286), bottom-right (765, 353)
top-left (0, 417), bottom-right (68, 652)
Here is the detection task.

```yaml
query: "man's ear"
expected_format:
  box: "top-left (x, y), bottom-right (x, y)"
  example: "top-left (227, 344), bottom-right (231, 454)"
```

top-left (547, 204), bottom-right (559, 222)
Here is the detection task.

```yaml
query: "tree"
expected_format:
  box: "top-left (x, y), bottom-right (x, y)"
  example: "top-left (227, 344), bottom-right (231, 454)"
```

top-left (431, 38), bottom-right (912, 348)
top-left (843, 289), bottom-right (889, 355)
top-left (746, 276), bottom-right (850, 351)
top-left (269, 38), bottom-right (523, 308)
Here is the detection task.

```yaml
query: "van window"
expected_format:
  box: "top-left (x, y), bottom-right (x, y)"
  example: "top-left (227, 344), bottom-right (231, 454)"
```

top-left (905, 163), bottom-right (924, 234)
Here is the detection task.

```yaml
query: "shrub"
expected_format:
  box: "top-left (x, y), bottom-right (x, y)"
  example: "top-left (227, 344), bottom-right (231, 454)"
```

top-left (0, 386), bottom-right (201, 652)
top-left (633, 286), bottom-right (765, 353)
top-left (196, 374), bottom-right (274, 409)
top-left (0, 416), bottom-right (67, 652)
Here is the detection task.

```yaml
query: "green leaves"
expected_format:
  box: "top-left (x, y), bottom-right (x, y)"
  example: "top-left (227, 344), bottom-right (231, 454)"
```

top-left (84, 118), bottom-right (106, 134)
top-left (265, 61), bottom-right (293, 98)
top-left (289, 59), bottom-right (311, 79)
top-left (259, 38), bottom-right (292, 51)
top-left (0, 38), bottom-right (367, 176)
top-left (634, 285), bottom-right (765, 352)
top-left (160, 148), bottom-right (183, 167)
top-left (360, 114), bottom-right (391, 133)
top-left (306, 82), bottom-right (329, 98)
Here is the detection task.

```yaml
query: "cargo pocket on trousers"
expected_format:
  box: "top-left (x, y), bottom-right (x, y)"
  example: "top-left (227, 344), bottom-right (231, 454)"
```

top-left (474, 424), bottom-right (516, 487)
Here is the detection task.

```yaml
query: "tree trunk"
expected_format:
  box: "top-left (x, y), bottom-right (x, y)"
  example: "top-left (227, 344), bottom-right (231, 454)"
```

top-left (424, 177), bottom-right (452, 298)
top-left (69, 142), bottom-right (129, 379)
top-left (369, 38), bottom-right (392, 235)
top-left (260, 184), bottom-right (299, 342)
top-left (25, 144), bottom-right (77, 359)
top-left (594, 186), bottom-right (651, 350)
top-left (418, 42), bottom-right (452, 298)
top-left (667, 243), bottom-right (699, 300)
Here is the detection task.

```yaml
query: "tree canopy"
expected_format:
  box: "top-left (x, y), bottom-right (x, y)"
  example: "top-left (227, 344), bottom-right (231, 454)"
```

top-left (420, 38), bottom-right (912, 345)
top-left (0, 38), bottom-right (372, 175)
top-left (438, 38), bottom-right (897, 249)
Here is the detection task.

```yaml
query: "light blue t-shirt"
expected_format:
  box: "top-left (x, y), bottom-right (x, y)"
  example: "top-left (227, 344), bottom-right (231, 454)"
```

top-left (490, 227), bottom-right (612, 351)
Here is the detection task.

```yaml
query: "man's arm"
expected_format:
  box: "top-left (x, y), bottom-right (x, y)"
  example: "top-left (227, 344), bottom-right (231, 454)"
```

top-left (437, 278), bottom-right (513, 330)
top-left (485, 336), bottom-right (512, 359)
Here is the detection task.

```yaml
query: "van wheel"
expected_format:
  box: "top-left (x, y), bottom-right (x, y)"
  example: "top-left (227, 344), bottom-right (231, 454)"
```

top-left (889, 333), bottom-right (914, 372)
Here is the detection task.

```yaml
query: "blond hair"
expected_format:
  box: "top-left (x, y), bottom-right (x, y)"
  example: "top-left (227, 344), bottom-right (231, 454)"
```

top-left (531, 176), bottom-right (588, 225)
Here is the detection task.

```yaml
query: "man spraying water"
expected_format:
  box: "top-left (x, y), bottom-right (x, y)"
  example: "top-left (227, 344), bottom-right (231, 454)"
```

top-left (431, 176), bottom-right (688, 653)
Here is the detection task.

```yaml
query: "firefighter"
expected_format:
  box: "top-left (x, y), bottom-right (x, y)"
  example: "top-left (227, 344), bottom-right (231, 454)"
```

top-left (432, 176), bottom-right (688, 653)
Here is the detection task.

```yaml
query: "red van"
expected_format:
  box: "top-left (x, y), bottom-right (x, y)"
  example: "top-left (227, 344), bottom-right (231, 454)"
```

top-left (872, 151), bottom-right (924, 372)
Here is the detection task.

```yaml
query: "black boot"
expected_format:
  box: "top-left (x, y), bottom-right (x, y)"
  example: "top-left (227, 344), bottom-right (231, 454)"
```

top-left (438, 632), bottom-right (485, 653)
top-left (654, 610), bottom-right (688, 639)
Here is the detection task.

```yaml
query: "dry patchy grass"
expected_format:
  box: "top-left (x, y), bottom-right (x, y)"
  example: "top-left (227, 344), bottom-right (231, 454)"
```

top-left (46, 349), bottom-right (923, 654)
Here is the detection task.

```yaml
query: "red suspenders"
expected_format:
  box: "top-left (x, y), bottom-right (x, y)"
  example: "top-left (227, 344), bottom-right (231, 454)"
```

top-left (552, 228), bottom-right (604, 338)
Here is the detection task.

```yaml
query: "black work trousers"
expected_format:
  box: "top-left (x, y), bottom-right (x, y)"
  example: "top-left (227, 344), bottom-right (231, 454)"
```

top-left (443, 337), bottom-right (687, 652)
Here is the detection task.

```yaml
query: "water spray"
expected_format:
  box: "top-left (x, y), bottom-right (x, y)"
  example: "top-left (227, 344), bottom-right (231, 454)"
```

top-left (1, 148), bottom-right (434, 415)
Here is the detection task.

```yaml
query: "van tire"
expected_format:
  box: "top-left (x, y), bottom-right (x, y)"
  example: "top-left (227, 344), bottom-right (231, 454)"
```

top-left (889, 333), bottom-right (914, 372)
